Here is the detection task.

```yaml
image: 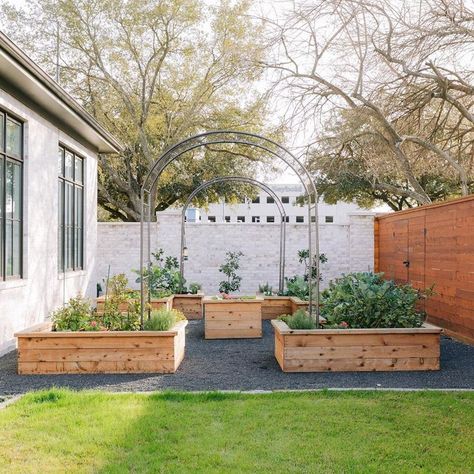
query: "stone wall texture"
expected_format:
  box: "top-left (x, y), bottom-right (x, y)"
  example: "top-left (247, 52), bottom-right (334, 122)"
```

top-left (96, 211), bottom-right (375, 295)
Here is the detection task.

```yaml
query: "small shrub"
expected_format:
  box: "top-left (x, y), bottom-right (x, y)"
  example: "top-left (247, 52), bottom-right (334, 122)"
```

top-left (135, 249), bottom-right (186, 297)
top-left (143, 308), bottom-right (186, 331)
top-left (285, 276), bottom-right (310, 300)
top-left (218, 251), bottom-right (244, 293)
top-left (51, 295), bottom-right (94, 331)
top-left (101, 299), bottom-right (141, 331)
top-left (189, 283), bottom-right (202, 294)
top-left (321, 272), bottom-right (428, 329)
top-left (258, 282), bottom-right (273, 296)
top-left (279, 309), bottom-right (317, 329)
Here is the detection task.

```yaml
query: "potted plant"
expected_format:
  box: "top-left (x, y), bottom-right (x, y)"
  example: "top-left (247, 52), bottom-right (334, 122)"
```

top-left (15, 296), bottom-right (187, 374)
top-left (272, 272), bottom-right (441, 372)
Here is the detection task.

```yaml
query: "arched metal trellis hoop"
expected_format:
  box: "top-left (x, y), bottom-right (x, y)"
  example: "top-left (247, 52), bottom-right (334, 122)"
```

top-left (179, 176), bottom-right (287, 294)
top-left (140, 130), bottom-right (320, 327)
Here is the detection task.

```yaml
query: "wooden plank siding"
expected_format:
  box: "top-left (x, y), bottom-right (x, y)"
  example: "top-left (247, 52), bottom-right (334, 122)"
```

top-left (375, 195), bottom-right (474, 344)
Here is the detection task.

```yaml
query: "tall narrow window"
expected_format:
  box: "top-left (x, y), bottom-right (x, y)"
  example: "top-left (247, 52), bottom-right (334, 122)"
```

top-left (58, 146), bottom-right (84, 271)
top-left (1, 111), bottom-right (23, 280)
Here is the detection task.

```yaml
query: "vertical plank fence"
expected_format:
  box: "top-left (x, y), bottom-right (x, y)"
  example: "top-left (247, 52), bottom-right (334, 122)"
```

top-left (375, 195), bottom-right (474, 345)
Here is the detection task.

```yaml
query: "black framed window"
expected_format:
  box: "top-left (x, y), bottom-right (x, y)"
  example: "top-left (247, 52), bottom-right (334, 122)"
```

top-left (266, 196), bottom-right (275, 204)
top-left (224, 216), bottom-right (230, 223)
top-left (237, 216), bottom-right (245, 223)
top-left (266, 216), bottom-right (275, 223)
top-left (296, 216), bottom-right (304, 223)
top-left (251, 196), bottom-right (260, 203)
top-left (282, 196), bottom-right (290, 204)
top-left (282, 216), bottom-right (289, 223)
top-left (252, 216), bottom-right (260, 223)
top-left (0, 111), bottom-right (23, 280)
top-left (325, 216), bottom-right (334, 223)
top-left (208, 216), bottom-right (216, 223)
top-left (58, 146), bottom-right (84, 271)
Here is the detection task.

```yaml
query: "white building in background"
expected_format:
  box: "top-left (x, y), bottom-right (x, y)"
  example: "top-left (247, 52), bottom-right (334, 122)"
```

top-left (0, 32), bottom-right (122, 354)
top-left (185, 184), bottom-right (374, 225)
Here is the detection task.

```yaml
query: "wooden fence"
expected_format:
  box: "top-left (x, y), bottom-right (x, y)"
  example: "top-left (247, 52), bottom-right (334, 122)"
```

top-left (374, 195), bottom-right (474, 345)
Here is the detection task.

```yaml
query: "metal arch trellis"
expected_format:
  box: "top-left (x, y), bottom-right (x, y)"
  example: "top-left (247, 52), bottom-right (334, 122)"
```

top-left (179, 176), bottom-right (288, 294)
top-left (140, 130), bottom-right (320, 327)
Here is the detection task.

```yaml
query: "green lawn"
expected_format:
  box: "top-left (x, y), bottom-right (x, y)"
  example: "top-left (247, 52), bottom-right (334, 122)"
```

top-left (0, 390), bottom-right (473, 473)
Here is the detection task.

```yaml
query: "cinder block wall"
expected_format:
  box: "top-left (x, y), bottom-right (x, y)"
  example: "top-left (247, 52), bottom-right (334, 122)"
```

top-left (95, 212), bottom-right (374, 295)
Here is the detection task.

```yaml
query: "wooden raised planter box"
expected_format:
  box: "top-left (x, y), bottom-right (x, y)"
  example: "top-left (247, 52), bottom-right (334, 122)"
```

top-left (96, 295), bottom-right (173, 312)
top-left (272, 320), bottom-right (441, 372)
top-left (261, 296), bottom-right (308, 320)
top-left (172, 294), bottom-right (203, 320)
top-left (203, 297), bottom-right (263, 339)
top-left (15, 320), bottom-right (187, 375)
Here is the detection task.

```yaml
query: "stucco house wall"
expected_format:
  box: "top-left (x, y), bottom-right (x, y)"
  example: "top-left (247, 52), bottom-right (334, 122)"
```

top-left (0, 32), bottom-right (121, 355)
top-left (0, 89), bottom-right (98, 354)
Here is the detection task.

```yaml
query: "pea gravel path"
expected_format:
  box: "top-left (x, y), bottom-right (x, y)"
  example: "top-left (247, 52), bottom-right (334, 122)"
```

top-left (1, 321), bottom-right (473, 395)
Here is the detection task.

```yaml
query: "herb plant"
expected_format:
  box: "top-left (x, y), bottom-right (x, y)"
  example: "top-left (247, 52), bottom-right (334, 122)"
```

top-left (143, 308), bottom-right (185, 331)
top-left (279, 309), bottom-right (316, 330)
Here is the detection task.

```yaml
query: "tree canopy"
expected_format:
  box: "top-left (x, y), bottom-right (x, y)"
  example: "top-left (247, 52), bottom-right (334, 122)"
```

top-left (1, 0), bottom-right (279, 220)
top-left (264, 0), bottom-right (474, 209)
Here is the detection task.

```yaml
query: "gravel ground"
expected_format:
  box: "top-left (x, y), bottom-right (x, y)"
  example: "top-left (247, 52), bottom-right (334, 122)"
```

top-left (1, 321), bottom-right (473, 395)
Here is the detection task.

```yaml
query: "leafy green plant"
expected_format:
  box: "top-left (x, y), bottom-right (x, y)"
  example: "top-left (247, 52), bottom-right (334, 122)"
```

top-left (285, 276), bottom-right (310, 300)
top-left (297, 249), bottom-right (328, 282)
top-left (189, 283), bottom-right (202, 294)
top-left (101, 299), bottom-right (141, 331)
top-left (279, 309), bottom-right (316, 329)
top-left (51, 295), bottom-right (95, 332)
top-left (135, 249), bottom-right (186, 297)
top-left (218, 251), bottom-right (244, 294)
top-left (143, 308), bottom-right (186, 331)
top-left (282, 250), bottom-right (328, 300)
top-left (258, 282), bottom-right (273, 296)
top-left (321, 272), bottom-right (429, 329)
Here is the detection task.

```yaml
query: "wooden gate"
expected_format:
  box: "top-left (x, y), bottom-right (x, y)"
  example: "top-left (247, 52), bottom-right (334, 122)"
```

top-left (375, 195), bottom-right (474, 345)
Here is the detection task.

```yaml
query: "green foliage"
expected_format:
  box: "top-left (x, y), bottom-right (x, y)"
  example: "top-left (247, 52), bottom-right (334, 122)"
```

top-left (258, 282), bottom-right (273, 296)
top-left (189, 283), bottom-right (202, 294)
top-left (143, 308), bottom-right (185, 331)
top-left (0, 0), bottom-right (278, 222)
top-left (321, 272), bottom-right (428, 329)
top-left (282, 250), bottom-right (328, 300)
top-left (100, 299), bottom-right (141, 332)
top-left (218, 251), bottom-right (244, 294)
top-left (284, 276), bottom-right (310, 301)
top-left (51, 296), bottom-right (95, 332)
top-left (279, 309), bottom-right (316, 330)
top-left (135, 249), bottom-right (185, 298)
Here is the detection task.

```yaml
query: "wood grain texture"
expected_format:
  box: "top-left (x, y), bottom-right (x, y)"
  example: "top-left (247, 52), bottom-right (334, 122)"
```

top-left (15, 321), bottom-right (187, 374)
top-left (271, 320), bottom-right (441, 372)
top-left (203, 299), bottom-right (262, 339)
top-left (375, 195), bottom-right (474, 344)
top-left (171, 295), bottom-right (203, 320)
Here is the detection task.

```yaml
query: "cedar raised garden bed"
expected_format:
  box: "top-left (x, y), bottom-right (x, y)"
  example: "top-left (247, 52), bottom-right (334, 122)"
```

top-left (272, 320), bottom-right (441, 372)
top-left (172, 294), bottom-right (203, 320)
top-left (15, 320), bottom-right (187, 374)
top-left (203, 297), bottom-right (263, 339)
top-left (261, 296), bottom-right (308, 320)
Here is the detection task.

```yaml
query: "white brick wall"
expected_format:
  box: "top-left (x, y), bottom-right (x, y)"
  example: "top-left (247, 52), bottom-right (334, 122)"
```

top-left (95, 211), bottom-right (374, 295)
